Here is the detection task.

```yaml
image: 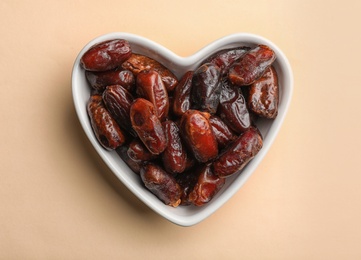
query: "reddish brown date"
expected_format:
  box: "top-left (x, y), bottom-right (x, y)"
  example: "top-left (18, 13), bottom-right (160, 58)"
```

top-left (180, 110), bottom-right (218, 163)
top-left (136, 70), bottom-right (169, 121)
top-left (213, 127), bottom-right (263, 178)
top-left (121, 53), bottom-right (178, 91)
top-left (188, 164), bottom-right (225, 206)
top-left (209, 115), bottom-right (237, 149)
top-left (228, 45), bottom-right (276, 86)
top-left (130, 98), bottom-right (167, 155)
top-left (218, 79), bottom-right (251, 134)
top-left (85, 69), bottom-right (135, 92)
top-left (172, 71), bottom-right (194, 117)
top-left (115, 145), bottom-right (141, 174)
top-left (191, 63), bottom-right (222, 114)
top-left (202, 46), bottom-right (250, 75)
top-left (87, 95), bottom-right (125, 150)
top-left (161, 120), bottom-right (187, 174)
top-left (140, 163), bottom-right (182, 207)
top-left (127, 138), bottom-right (156, 162)
top-left (81, 39), bottom-right (132, 71)
top-left (248, 66), bottom-right (279, 119)
top-left (102, 85), bottom-right (135, 136)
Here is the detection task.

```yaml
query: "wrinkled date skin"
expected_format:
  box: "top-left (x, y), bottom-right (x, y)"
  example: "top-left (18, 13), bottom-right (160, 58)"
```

top-left (140, 163), bottom-right (182, 207)
top-left (130, 98), bottom-right (167, 155)
top-left (81, 39), bottom-right (132, 71)
top-left (136, 70), bottom-right (169, 121)
top-left (85, 69), bottom-right (135, 92)
top-left (172, 71), bottom-right (194, 117)
top-left (228, 45), bottom-right (276, 86)
top-left (127, 138), bottom-right (157, 162)
top-left (121, 53), bottom-right (178, 91)
top-left (191, 63), bottom-right (222, 114)
top-left (102, 85), bottom-right (135, 136)
top-left (180, 110), bottom-right (218, 163)
top-left (203, 46), bottom-right (250, 75)
top-left (213, 127), bottom-right (263, 178)
top-left (188, 164), bottom-right (225, 206)
top-left (115, 145), bottom-right (141, 174)
top-left (218, 79), bottom-right (251, 134)
top-left (161, 120), bottom-right (187, 174)
top-left (248, 66), bottom-right (279, 119)
top-left (87, 95), bottom-right (125, 150)
top-left (209, 115), bottom-right (237, 149)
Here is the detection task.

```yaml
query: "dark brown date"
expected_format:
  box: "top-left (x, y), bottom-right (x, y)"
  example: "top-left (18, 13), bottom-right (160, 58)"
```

top-left (209, 115), bottom-right (237, 149)
top-left (202, 46), bottom-right (250, 75)
top-left (136, 70), bottom-right (169, 121)
top-left (140, 163), bottom-right (182, 207)
top-left (172, 71), bottom-right (193, 117)
top-left (85, 69), bottom-right (135, 92)
top-left (115, 145), bottom-right (141, 174)
top-left (191, 63), bottom-right (222, 114)
top-left (130, 98), bottom-right (167, 155)
top-left (228, 45), bottom-right (276, 86)
top-left (213, 127), bottom-right (263, 178)
top-left (81, 39), bottom-right (132, 71)
top-left (188, 164), bottom-right (225, 206)
top-left (87, 95), bottom-right (125, 149)
top-left (161, 120), bottom-right (187, 174)
top-left (248, 66), bottom-right (279, 119)
top-left (121, 53), bottom-right (178, 92)
top-left (180, 110), bottom-right (218, 163)
top-left (218, 79), bottom-right (251, 134)
top-left (127, 138), bottom-right (157, 162)
top-left (102, 85), bottom-right (135, 136)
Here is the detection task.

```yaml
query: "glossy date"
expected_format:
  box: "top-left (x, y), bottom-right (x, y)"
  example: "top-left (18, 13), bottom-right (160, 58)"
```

top-left (213, 127), bottom-right (263, 178)
top-left (87, 95), bottom-right (125, 150)
top-left (140, 163), bottom-right (182, 207)
top-left (81, 39), bottom-right (132, 71)
top-left (248, 66), bottom-right (279, 119)
top-left (228, 45), bottom-right (276, 86)
top-left (130, 98), bottom-right (167, 155)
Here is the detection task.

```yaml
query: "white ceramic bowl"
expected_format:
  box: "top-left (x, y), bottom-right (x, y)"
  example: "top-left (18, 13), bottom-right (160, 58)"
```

top-left (72, 32), bottom-right (293, 226)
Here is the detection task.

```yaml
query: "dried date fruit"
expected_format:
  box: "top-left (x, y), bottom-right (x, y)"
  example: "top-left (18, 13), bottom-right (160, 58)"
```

top-left (102, 85), bottom-right (136, 136)
top-left (202, 46), bottom-right (250, 75)
top-left (115, 145), bottom-right (141, 174)
top-left (87, 95), bottom-right (125, 149)
top-left (209, 115), bottom-right (237, 149)
top-left (121, 53), bottom-right (178, 91)
top-left (127, 138), bottom-right (157, 162)
top-left (191, 63), bottom-right (222, 114)
top-left (180, 110), bottom-right (218, 163)
top-left (140, 163), bottom-right (182, 207)
top-left (136, 70), bottom-right (169, 121)
top-left (130, 98), bottom-right (167, 155)
top-left (161, 120), bottom-right (187, 174)
top-left (172, 71), bottom-right (193, 117)
top-left (188, 164), bottom-right (225, 206)
top-left (218, 79), bottom-right (251, 134)
top-left (213, 127), bottom-right (263, 178)
top-left (228, 45), bottom-right (276, 86)
top-left (248, 66), bottom-right (279, 119)
top-left (81, 39), bottom-right (132, 71)
top-left (85, 69), bottom-right (135, 92)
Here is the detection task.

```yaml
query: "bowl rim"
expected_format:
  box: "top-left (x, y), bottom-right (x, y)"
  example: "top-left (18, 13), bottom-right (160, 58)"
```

top-left (72, 32), bottom-right (294, 227)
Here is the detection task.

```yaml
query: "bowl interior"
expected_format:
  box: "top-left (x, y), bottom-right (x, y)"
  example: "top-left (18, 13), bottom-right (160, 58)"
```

top-left (72, 32), bottom-right (293, 226)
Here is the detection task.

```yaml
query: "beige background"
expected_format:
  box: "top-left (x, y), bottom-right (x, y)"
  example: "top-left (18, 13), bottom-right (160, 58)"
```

top-left (1, 0), bottom-right (360, 259)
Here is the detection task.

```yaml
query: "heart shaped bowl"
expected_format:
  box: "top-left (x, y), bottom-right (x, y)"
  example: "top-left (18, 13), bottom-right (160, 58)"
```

top-left (72, 32), bottom-right (293, 226)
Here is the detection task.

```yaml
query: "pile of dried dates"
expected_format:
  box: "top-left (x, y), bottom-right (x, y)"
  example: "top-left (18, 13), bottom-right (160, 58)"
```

top-left (81, 39), bottom-right (279, 207)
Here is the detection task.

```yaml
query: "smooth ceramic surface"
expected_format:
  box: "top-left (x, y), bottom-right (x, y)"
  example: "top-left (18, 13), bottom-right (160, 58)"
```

top-left (72, 32), bottom-right (293, 227)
